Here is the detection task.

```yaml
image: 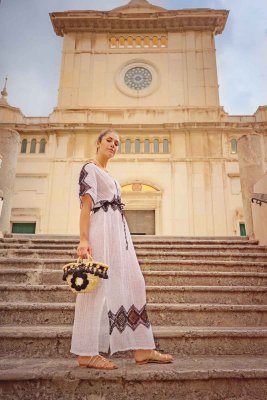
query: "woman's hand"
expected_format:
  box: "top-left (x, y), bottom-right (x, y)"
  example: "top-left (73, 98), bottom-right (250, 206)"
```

top-left (77, 240), bottom-right (92, 259)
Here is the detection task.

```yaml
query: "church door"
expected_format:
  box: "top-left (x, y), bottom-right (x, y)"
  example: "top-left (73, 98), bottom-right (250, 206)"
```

top-left (124, 210), bottom-right (155, 235)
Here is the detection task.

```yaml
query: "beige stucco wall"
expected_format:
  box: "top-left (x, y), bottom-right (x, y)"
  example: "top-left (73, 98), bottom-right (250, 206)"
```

top-left (57, 31), bottom-right (219, 111)
top-left (9, 126), bottom-right (250, 236)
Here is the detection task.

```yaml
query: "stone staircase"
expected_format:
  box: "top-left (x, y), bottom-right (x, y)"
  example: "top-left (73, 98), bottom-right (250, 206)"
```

top-left (0, 234), bottom-right (267, 400)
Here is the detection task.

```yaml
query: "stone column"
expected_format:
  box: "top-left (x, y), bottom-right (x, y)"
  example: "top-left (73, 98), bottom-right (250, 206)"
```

top-left (237, 133), bottom-right (265, 238)
top-left (0, 129), bottom-right (21, 234)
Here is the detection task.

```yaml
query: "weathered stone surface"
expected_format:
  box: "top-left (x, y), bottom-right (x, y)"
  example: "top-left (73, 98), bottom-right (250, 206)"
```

top-left (1, 268), bottom-right (267, 287)
top-left (1, 234), bottom-right (267, 399)
top-left (1, 356), bottom-right (267, 400)
top-left (0, 243), bottom-right (262, 251)
top-left (1, 257), bottom-right (267, 273)
top-left (1, 234), bottom-right (257, 242)
top-left (1, 301), bottom-right (267, 326)
top-left (2, 248), bottom-right (267, 261)
top-left (1, 326), bottom-right (267, 358)
top-left (1, 242), bottom-right (266, 253)
top-left (1, 284), bottom-right (267, 305)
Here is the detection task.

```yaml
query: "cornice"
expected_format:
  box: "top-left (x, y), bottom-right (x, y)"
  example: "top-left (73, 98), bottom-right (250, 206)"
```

top-left (50, 9), bottom-right (229, 36)
top-left (2, 121), bottom-right (267, 135)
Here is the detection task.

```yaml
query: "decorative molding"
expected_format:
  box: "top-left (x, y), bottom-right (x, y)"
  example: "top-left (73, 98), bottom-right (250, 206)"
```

top-left (1, 121), bottom-right (267, 135)
top-left (50, 9), bottom-right (229, 36)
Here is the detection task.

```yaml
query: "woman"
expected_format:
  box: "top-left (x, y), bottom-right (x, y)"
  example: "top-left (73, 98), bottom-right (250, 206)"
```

top-left (71, 128), bottom-right (174, 369)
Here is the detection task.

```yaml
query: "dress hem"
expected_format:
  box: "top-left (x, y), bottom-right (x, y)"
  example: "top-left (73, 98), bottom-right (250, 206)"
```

top-left (109, 345), bottom-right (156, 356)
top-left (70, 345), bottom-right (156, 357)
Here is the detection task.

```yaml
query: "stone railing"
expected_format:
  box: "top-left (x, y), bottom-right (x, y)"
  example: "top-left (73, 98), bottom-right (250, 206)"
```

top-left (251, 193), bottom-right (267, 206)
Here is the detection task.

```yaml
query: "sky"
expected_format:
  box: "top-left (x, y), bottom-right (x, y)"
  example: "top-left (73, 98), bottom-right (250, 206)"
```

top-left (0, 0), bottom-right (266, 117)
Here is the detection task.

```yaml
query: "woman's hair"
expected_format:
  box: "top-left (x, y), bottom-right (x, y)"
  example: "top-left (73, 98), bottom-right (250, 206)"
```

top-left (96, 128), bottom-right (119, 153)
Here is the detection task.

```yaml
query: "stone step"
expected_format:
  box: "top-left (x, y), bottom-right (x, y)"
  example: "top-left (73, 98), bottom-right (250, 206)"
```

top-left (1, 302), bottom-right (267, 326)
top-left (141, 260), bottom-right (267, 272)
top-left (139, 251), bottom-right (267, 261)
top-left (2, 234), bottom-right (256, 243)
top-left (1, 284), bottom-right (267, 305)
top-left (1, 325), bottom-right (267, 358)
top-left (144, 270), bottom-right (267, 287)
top-left (1, 268), bottom-right (267, 287)
top-left (1, 238), bottom-right (261, 249)
top-left (0, 356), bottom-right (267, 400)
top-left (2, 248), bottom-right (267, 261)
top-left (1, 258), bottom-right (266, 273)
top-left (1, 242), bottom-right (265, 253)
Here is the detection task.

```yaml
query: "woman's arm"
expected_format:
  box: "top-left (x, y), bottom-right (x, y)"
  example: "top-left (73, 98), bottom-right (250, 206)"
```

top-left (77, 194), bottom-right (93, 258)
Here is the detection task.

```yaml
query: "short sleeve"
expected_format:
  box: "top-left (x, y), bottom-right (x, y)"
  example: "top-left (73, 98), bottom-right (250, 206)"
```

top-left (78, 163), bottom-right (97, 209)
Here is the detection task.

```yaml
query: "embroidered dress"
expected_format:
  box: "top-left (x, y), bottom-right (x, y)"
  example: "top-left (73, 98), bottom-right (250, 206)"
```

top-left (70, 162), bottom-right (156, 356)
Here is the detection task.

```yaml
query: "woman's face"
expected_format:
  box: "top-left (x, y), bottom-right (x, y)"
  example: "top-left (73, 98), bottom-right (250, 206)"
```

top-left (98, 131), bottom-right (120, 159)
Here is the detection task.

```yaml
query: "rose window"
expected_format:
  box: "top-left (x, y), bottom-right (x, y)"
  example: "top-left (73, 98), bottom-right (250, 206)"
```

top-left (124, 67), bottom-right (152, 90)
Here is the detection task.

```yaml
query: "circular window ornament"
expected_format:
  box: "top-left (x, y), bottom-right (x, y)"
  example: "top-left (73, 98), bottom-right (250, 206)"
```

top-left (124, 67), bottom-right (152, 91)
top-left (115, 61), bottom-right (160, 98)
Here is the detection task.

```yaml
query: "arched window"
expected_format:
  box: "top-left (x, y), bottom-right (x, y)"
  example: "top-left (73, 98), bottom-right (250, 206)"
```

top-left (127, 36), bottom-right (133, 48)
top-left (153, 139), bottom-right (159, 153)
top-left (152, 36), bottom-right (158, 47)
top-left (125, 139), bottom-right (131, 154)
top-left (230, 138), bottom-right (237, 154)
top-left (39, 139), bottom-right (46, 154)
top-left (135, 139), bottom-right (140, 154)
top-left (30, 139), bottom-right (36, 153)
top-left (110, 37), bottom-right (117, 48)
top-left (135, 36), bottom-right (142, 47)
top-left (119, 37), bottom-right (125, 48)
top-left (144, 36), bottom-right (150, 47)
top-left (21, 139), bottom-right (27, 153)
top-left (163, 139), bottom-right (169, 154)
top-left (144, 139), bottom-right (150, 154)
top-left (160, 36), bottom-right (167, 47)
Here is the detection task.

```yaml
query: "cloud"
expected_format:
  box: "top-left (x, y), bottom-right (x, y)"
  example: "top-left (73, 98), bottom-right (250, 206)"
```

top-left (215, 0), bottom-right (267, 113)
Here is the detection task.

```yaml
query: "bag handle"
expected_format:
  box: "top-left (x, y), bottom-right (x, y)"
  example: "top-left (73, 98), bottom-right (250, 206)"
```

top-left (77, 251), bottom-right (93, 263)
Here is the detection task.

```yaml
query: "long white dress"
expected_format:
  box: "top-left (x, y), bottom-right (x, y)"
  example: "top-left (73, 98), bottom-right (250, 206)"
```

top-left (70, 162), bottom-right (156, 356)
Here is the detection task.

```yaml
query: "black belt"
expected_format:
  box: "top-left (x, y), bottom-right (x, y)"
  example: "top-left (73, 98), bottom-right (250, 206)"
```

top-left (92, 198), bottom-right (129, 250)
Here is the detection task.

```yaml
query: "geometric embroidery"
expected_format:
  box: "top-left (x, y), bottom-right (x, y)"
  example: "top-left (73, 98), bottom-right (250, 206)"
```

top-left (79, 163), bottom-right (94, 203)
top-left (93, 194), bottom-right (124, 213)
top-left (108, 304), bottom-right (150, 334)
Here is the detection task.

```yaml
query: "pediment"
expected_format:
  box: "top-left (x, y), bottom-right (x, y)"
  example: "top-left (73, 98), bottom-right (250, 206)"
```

top-left (111, 0), bottom-right (166, 14)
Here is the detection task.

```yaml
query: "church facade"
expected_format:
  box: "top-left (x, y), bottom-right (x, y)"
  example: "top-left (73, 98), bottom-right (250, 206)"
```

top-left (0, 0), bottom-right (266, 237)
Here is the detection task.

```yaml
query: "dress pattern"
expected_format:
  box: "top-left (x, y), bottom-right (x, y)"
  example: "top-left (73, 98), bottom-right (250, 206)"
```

top-left (79, 165), bottom-right (94, 206)
top-left (108, 304), bottom-right (150, 335)
top-left (70, 162), bottom-right (156, 356)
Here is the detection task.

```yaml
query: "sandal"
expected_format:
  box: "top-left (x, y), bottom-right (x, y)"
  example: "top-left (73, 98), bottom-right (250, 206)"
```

top-left (78, 355), bottom-right (118, 370)
top-left (135, 350), bottom-right (174, 365)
